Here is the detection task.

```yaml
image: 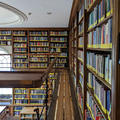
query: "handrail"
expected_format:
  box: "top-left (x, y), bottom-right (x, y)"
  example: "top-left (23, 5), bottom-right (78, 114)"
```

top-left (32, 55), bottom-right (58, 88)
top-left (32, 54), bottom-right (59, 120)
top-left (0, 106), bottom-right (9, 120)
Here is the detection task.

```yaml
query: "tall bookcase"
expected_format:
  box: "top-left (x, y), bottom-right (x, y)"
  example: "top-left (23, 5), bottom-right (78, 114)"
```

top-left (0, 30), bottom-right (12, 46)
top-left (69, 0), bottom-right (113, 120)
top-left (12, 83), bottom-right (47, 116)
top-left (13, 30), bottom-right (28, 69)
top-left (0, 28), bottom-right (69, 70)
top-left (12, 73), bottom-right (57, 118)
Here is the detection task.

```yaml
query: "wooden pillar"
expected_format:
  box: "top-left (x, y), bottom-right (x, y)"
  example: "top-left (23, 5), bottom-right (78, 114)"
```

top-left (112, 0), bottom-right (120, 119)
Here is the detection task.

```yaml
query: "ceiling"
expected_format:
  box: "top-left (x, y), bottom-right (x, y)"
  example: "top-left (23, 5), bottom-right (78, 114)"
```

top-left (0, 0), bottom-right (73, 28)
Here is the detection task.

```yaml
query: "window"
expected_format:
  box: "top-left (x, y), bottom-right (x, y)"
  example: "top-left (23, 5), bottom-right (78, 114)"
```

top-left (0, 47), bottom-right (12, 106)
top-left (0, 47), bottom-right (11, 71)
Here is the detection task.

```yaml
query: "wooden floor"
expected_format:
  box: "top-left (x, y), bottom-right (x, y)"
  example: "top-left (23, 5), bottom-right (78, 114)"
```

top-left (54, 69), bottom-right (74, 120)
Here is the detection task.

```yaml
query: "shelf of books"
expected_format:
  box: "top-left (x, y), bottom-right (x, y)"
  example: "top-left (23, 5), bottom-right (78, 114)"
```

top-left (3, 29), bottom-right (69, 70)
top-left (29, 31), bottom-right (49, 69)
top-left (50, 31), bottom-right (68, 68)
top-left (69, 0), bottom-right (113, 119)
top-left (13, 30), bottom-right (28, 69)
top-left (13, 84), bottom-right (46, 116)
top-left (12, 72), bottom-right (56, 117)
top-left (86, 0), bottom-right (112, 119)
top-left (0, 30), bottom-right (12, 46)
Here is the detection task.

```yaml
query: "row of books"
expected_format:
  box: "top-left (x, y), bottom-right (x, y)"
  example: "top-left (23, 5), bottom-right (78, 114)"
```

top-left (14, 43), bottom-right (27, 48)
top-left (79, 75), bottom-right (84, 92)
top-left (78, 37), bottom-right (83, 48)
top-left (88, 19), bottom-right (112, 48)
top-left (14, 106), bottom-right (23, 111)
top-left (0, 36), bottom-right (11, 40)
top-left (29, 42), bottom-right (49, 47)
top-left (77, 86), bottom-right (83, 113)
top-left (51, 53), bottom-right (67, 57)
top-left (49, 73), bottom-right (57, 80)
top-left (30, 57), bottom-right (48, 62)
top-left (14, 37), bottom-right (27, 42)
top-left (50, 43), bottom-right (67, 48)
top-left (0, 31), bottom-right (11, 35)
top-left (50, 58), bottom-right (67, 63)
top-left (88, 0), bottom-right (112, 29)
top-left (14, 111), bottom-right (20, 116)
top-left (79, 2), bottom-right (84, 21)
top-left (0, 41), bottom-right (11, 46)
top-left (0, 94), bottom-right (12, 99)
top-left (86, 91), bottom-right (105, 120)
top-left (13, 64), bottom-right (28, 68)
top-left (30, 100), bottom-right (44, 104)
top-left (78, 50), bottom-right (84, 62)
top-left (79, 21), bottom-right (84, 34)
top-left (50, 31), bottom-right (67, 36)
top-left (30, 63), bottom-right (48, 68)
top-left (13, 59), bottom-right (28, 63)
top-left (87, 72), bottom-right (111, 114)
top-left (50, 48), bottom-right (61, 52)
top-left (29, 37), bottom-right (48, 41)
top-left (14, 54), bottom-right (28, 59)
top-left (79, 62), bottom-right (83, 75)
top-left (14, 89), bottom-right (28, 94)
top-left (14, 48), bottom-right (27, 53)
top-left (15, 99), bottom-right (28, 104)
top-left (0, 31), bottom-right (68, 37)
top-left (29, 31), bottom-right (48, 36)
top-left (30, 54), bottom-right (48, 58)
top-left (30, 95), bottom-right (46, 99)
top-left (50, 37), bottom-right (67, 42)
top-left (30, 47), bottom-right (49, 52)
top-left (30, 90), bottom-right (46, 94)
top-left (88, 5), bottom-right (98, 28)
top-left (87, 52), bottom-right (112, 84)
top-left (13, 31), bottom-right (26, 36)
top-left (14, 95), bottom-right (28, 99)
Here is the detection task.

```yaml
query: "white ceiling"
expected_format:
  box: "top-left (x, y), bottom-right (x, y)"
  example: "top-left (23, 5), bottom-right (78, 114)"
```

top-left (0, 0), bottom-right (73, 28)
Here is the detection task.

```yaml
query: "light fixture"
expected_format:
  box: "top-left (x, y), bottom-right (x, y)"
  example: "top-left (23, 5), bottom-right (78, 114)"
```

top-left (47, 12), bottom-right (52, 15)
top-left (0, 2), bottom-right (28, 25)
top-left (28, 12), bottom-right (32, 15)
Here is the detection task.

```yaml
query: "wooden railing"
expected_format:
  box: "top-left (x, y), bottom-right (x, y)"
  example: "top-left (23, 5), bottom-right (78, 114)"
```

top-left (0, 53), bottom-right (59, 120)
top-left (0, 106), bottom-right (9, 120)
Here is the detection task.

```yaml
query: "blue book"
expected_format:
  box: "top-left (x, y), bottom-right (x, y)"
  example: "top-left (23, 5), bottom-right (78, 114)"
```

top-left (107, 90), bottom-right (111, 112)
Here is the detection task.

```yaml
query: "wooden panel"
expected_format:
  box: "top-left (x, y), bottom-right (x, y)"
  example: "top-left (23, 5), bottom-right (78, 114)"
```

top-left (112, 0), bottom-right (120, 119)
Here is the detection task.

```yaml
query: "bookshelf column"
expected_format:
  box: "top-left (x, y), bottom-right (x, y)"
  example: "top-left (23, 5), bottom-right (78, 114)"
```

top-left (83, 9), bottom-right (87, 120)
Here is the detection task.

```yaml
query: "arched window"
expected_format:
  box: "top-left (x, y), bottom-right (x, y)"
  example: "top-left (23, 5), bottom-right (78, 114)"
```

top-left (0, 47), bottom-right (11, 71)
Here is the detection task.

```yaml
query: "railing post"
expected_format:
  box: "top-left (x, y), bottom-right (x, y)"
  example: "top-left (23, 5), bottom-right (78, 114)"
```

top-left (45, 77), bottom-right (49, 120)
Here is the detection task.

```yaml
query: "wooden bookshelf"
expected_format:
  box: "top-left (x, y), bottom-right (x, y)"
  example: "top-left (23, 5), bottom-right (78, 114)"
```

top-left (0, 28), bottom-right (69, 70)
top-left (12, 72), bottom-right (56, 117)
top-left (0, 30), bottom-right (12, 46)
top-left (69, 0), bottom-right (113, 119)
